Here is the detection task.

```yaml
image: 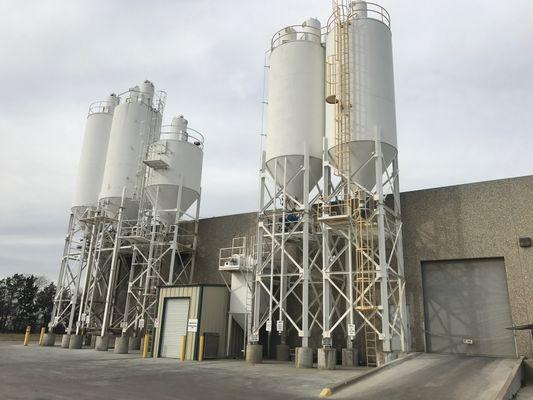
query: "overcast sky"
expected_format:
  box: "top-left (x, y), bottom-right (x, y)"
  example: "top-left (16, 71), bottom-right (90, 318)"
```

top-left (0, 0), bottom-right (532, 281)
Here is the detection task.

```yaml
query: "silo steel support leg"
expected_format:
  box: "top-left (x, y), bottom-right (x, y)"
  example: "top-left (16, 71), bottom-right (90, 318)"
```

top-left (375, 134), bottom-right (391, 352)
top-left (302, 143), bottom-right (310, 348)
top-left (100, 191), bottom-right (126, 337)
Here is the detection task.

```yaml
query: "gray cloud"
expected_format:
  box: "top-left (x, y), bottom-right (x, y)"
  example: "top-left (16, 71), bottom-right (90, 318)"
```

top-left (1, 0), bottom-right (532, 280)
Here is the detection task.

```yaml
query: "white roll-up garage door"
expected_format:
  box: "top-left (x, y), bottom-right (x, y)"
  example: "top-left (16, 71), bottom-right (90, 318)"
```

top-left (159, 298), bottom-right (190, 358)
top-left (422, 258), bottom-right (516, 358)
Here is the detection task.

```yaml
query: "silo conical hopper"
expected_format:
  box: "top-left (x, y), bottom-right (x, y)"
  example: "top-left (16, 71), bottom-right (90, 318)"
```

top-left (265, 18), bottom-right (325, 202)
top-left (145, 115), bottom-right (203, 225)
top-left (325, 1), bottom-right (397, 191)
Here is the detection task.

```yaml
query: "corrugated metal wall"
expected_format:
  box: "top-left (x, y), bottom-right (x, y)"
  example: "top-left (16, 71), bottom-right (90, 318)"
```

top-left (200, 287), bottom-right (229, 358)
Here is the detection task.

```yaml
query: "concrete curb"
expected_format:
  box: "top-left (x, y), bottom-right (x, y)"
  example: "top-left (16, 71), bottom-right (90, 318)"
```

top-left (318, 352), bottom-right (422, 398)
top-left (493, 356), bottom-right (524, 400)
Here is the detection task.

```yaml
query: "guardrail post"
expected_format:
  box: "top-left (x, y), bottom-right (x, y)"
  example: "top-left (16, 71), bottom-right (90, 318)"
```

top-left (38, 327), bottom-right (45, 346)
top-left (23, 326), bottom-right (31, 346)
top-left (198, 335), bottom-right (204, 361)
top-left (180, 335), bottom-right (187, 361)
top-left (142, 333), bottom-right (150, 358)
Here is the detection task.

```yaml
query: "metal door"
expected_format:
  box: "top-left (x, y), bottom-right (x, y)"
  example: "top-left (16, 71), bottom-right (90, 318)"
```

top-left (159, 298), bottom-right (190, 358)
top-left (422, 258), bottom-right (515, 357)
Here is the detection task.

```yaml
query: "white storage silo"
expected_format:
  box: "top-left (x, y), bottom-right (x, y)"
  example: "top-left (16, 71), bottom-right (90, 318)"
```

top-left (72, 94), bottom-right (119, 219)
top-left (326, 1), bottom-right (397, 191)
top-left (265, 18), bottom-right (325, 202)
top-left (99, 81), bottom-right (162, 218)
top-left (145, 115), bottom-right (203, 225)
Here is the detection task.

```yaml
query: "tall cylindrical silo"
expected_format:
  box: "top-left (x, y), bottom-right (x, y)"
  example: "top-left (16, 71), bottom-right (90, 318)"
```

top-left (99, 81), bottom-right (162, 218)
top-left (326, 1), bottom-right (397, 191)
top-left (265, 18), bottom-right (324, 202)
top-left (72, 94), bottom-right (119, 219)
top-left (145, 115), bottom-right (203, 225)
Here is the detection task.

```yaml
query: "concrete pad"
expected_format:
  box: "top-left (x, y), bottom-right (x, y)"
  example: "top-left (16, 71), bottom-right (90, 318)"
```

top-left (318, 348), bottom-right (336, 370)
top-left (246, 344), bottom-right (263, 364)
top-left (69, 334), bottom-right (83, 349)
top-left (295, 347), bottom-right (313, 368)
top-left (61, 334), bottom-right (71, 348)
top-left (114, 336), bottom-right (129, 354)
top-left (329, 353), bottom-right (521, 400)
top-left (41, 333), bottom-right (56, 347)
top-left (0, 342), bottom-right (361, 400)
top-left (276, 344), bottom-right (290, 361)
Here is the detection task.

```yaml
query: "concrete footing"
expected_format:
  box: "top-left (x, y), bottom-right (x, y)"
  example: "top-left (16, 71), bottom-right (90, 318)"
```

top-left (318, 348), bottom-right (336, 370)
top-left (276, 344), bottom-right (290, 361)
top-left (69, 334), bottom-right (83, 349)
top-left (342, 348), bottom-right (357, 367)
top-left (114, 336), bottom-right (129, 354)
top-left (95, 335), bottom-right (110, 351)
top-left (246, 344), bottom-right (263, 364)
top-left (61, 334), bottom-right (71, 348)
top-left (41, 333), bottom-right (56, 347)
top-left (295, 347), bottom-right (313, 368)
top-left (129, 336), bottom-right (141, 351)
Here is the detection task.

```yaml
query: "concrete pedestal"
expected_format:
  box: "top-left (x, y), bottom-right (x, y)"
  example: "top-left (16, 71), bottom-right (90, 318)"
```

top-left (276, 344), bottom-right (290, 361)
top-left (95, 335), bottom-right (110, 351)
top-left (245, 344), bottom-right (263, 364)
top-left (69, 334), bottom-right (83, 349)
top-left (342, 348), bottom-right (357, 367)
top-left (114, 336), bottom-right (129, 354)
top-left (318, 348), bottom-right (336, 370)
top-left (41, 333), bottom-right (56, 347)
top-left (129, 336), bottom-right (141, 351)
top-left (295, 347), bottom-right (313, 368)
top-left (61, 334), bottom-right (71, 348)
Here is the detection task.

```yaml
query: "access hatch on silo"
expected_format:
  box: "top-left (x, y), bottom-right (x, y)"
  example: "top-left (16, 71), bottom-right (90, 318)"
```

top-left (422, 258), bottom-right (516, 358)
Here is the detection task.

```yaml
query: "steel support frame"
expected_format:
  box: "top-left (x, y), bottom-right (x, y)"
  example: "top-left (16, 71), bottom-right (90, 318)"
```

top-left (320, 134), bottom-right (409, 358)
top-left (251, 145), bottom-right (323, 350)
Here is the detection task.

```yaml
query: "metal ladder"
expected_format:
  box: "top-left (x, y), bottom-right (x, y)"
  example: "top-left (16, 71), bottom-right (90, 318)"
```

top-left (364, 323), bottom-right (378, 367)
top-left (332, 0), bottom-right (352, 180)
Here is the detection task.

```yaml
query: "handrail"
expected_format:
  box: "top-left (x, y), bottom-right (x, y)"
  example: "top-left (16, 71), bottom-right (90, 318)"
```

top-left (271, 24), bottom-right (321, 50)
top-left (87, 100), bottom-right (115, 116)
top-left (160, 125), bottom-right (205, 149)
top-left (326, 2), bottom-right (391, 33)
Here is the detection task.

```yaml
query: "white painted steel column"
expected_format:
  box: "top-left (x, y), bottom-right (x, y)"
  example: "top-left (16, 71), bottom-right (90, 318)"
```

top-left (100, 189), bottom-right (126, 337)
top-left (375, 132), bottom-right (391, 352)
